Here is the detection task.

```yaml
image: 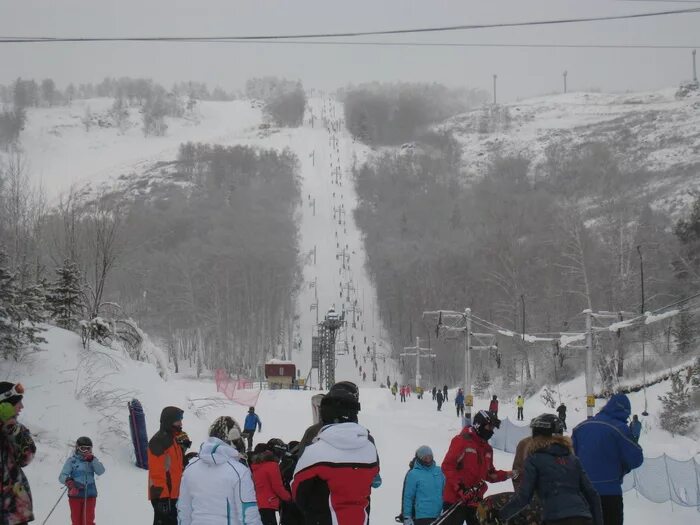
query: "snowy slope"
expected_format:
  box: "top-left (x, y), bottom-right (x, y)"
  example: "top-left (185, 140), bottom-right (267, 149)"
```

top-left (5, 327), bottom-right (698, 524)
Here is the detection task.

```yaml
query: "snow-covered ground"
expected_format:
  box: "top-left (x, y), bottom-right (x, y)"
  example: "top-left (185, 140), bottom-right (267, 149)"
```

top-left (6, 327), bottom-right (698, 524)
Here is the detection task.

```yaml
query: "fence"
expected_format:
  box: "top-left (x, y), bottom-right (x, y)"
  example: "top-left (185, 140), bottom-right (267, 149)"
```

top-left (214, 369), bottom-right (260, 406)
top-left (490, 417), bottom-right (700, 509)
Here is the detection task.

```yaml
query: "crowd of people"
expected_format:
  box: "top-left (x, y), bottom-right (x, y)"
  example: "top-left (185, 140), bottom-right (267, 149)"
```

top-left (0, 379), bottom-right (645, 525)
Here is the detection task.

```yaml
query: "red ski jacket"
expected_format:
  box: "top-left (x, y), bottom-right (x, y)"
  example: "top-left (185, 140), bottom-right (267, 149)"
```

top-left (251, 456), bottom-right (291, 510)
top-left (441, 426), bottom-right (508, 506)
top-left (489, 400), bottom-right (499, 413)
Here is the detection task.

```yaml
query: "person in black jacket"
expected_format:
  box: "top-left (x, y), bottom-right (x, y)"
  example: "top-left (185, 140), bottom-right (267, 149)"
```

top-left (556, 403), bottom-right (567, 431)
top-left (493, 414), bottom-right (603, 525)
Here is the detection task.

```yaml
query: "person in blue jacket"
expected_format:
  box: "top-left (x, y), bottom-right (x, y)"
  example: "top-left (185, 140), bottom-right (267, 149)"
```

top-left (572, 394), bottom-right (643, 525)
top-left (59, 436), bottom-right (106, 525)
top-left (628, 415), bottom-right (642, 443)
top-left (495, 414), bottom-right (602, 525)
top-left (454, 389), bottom-right (465, 418)
top-left (402, 446), bottom-right (445, 525)
top-left (244, 406), bottom-right (263, 452)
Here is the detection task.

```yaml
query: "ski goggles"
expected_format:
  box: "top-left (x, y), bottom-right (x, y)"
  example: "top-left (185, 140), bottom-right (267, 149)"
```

top-left (77, 445), bottom-right (93, 453)
top-left (0, 383), bottom-right (24, 402)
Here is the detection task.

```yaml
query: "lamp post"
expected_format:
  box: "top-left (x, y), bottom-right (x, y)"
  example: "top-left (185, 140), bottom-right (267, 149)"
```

top-left (637, 245), bottom-right (649, 416)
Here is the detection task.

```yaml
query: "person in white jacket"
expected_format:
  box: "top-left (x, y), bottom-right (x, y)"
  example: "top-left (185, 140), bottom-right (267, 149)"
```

top-left (178, 416), bottom-right (262, 525)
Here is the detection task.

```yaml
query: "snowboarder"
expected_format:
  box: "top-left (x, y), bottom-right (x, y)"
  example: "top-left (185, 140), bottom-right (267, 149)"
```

top-left (244, 406), bottom-right (263, 452)
top-left (402, 446), bottom-right (445, 525)
top-left (488, 395), bottom-right (499, 417)
top-left (443, 385), bottom-right (449, 402)
top-left (454, 388), bottom-right (465, 417)
top-left (0, 382), bottom-right (35, 525)
top-left (436, 390), bottom-right (444, 411)
top-left (292, 383), bottom-right (379, 525)
top-left (441, 410), bottom-right (515, 525)
top-left (251, 442), bottom-right (292, 525)
top-left (59, 436), bottom-right (106, 525)
top-left (573, 394), bottom-right (643, 525)
top-left (629, 415), bottom-right (642, 443)
top-left (494, 414), bottom-right (603, 525)
top-left (148, 406), bottom-right (186, 525)
top-left (178, 416), bottom-right (261, 525)
top-left (516, 395), bottom-right (525, 421)
top-left (557, 403), bottom-right (568, 431)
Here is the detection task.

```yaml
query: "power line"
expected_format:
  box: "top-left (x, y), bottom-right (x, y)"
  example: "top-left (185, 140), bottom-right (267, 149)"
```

top-left (1, 6), bottom-right (699, 44)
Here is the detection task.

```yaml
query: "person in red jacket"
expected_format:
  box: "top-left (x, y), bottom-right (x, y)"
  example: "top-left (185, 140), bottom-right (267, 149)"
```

top-left (488, 395), bottom-right (499, 417)
top-left (252, 441), bottom-right (292, 525)
top-left (441, 410), bottom-right (515, 525)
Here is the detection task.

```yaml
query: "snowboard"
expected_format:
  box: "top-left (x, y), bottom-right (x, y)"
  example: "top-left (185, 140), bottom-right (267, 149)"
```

top-left (128, 398), bottom-right (149, 469)
top-left (476, 492), bottom-right (541, 525)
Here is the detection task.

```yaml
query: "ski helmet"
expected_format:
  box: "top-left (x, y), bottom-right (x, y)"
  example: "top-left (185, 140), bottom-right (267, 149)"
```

top-left (530, 413), bottom-right (564, 437)
top-left (267, 438), bottom-right (287, 458)
top-left (471, 410), bottom-right (497, 441)
top-left (76, 436), bottom-right (93, 448)
top-left (320, 381), bottom-right (361, 424)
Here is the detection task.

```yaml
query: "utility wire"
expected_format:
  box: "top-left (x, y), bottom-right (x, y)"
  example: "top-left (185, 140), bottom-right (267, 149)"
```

top-left (1, 6), bottom-right (699, 44)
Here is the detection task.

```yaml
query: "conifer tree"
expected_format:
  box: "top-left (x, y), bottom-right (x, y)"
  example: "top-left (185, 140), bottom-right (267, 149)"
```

top-left (0, 254), bottom-right (22, 359)
top-left (658, 370), bottom-right (696, 436)
top-left (47, 259), bottom-right (84, 330)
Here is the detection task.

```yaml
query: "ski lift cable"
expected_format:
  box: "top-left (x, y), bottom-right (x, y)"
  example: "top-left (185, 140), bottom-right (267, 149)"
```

top-left (2, 7), bottom-right (699, 44)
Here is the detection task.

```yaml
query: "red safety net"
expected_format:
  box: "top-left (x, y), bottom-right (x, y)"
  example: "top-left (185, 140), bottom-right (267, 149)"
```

top-left (215, 369), bottom-right (260, 406)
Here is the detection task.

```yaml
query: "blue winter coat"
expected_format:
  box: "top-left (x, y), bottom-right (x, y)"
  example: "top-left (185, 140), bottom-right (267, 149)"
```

top-left (454, 391), bottom-right (464, 406)
top-left (402, 460), bottom-right (445, 519)
top-left (59, 453), bottom-right (106, 498)
top-left (629, 419), bottom-right (642, 442)
top-left (572, 394), bottom-right (644, 496)
top-left (244, 413), bottom-right (262, 432)
top-left (499, 435), bottom-right (603, 525)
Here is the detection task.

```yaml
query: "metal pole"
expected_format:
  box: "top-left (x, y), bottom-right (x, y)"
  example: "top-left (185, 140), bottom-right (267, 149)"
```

top-left (563, 70), bottom-right (568, 93)
top-left (584, 309), bottom-right (594, 418)
top-left (416, 336), bottom-right (421, 388)
top-left (693, 50), bottom-right (697, 83)
top-left (492, 75), bottom-right (497, 104)
top-left (637, 245), bottom-right (649, 415)
top-left (464, 308), bottom-right (472, 426)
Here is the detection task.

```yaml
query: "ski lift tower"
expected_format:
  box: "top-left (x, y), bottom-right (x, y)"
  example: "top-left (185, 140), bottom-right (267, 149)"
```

top-left (317, 307), bottom-right (345, 389)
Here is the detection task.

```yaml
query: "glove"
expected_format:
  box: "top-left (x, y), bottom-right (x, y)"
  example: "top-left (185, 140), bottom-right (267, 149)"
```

top-left (371, 473), bottom-right (382, 488)
top-left (175, 431), bottom-right (192, 450)
top-left (403, 519), bottom-right (414, 525)
top-left (83, 453), bottom-right (94, 462)
top-left (66, 479), bottom-right (80, 497)
top-left (0, 402), bottom-right (16, 423)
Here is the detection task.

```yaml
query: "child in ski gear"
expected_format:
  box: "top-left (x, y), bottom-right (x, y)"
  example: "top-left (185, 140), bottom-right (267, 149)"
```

top-left (628, 415), bottom-right (641, 443)
top-left (496, 414), bottom-right (603, 525)
top-left (244, 407), bottom-right (263, 452)
top-left (488, 395), bottom-right (499, 417)
top-left (441, 410), bottom-right (514, 525)
top-left (252, 442), bottom-right (292, 525)
top-left (177, 416), bottom-right (262, 525)
top-left (292, 381), bottom-right (380, 525)
top-left (59, 436), bottom-right (106, 525)
top-left (148, 406), bottom-right (185, 525)
top-left (454, 389), bottom-right (465, 417)
top-left (573, 394), bottom-right (643, 525)
top-left (0, 382), bottom-right (35, 525)
top-left (436, 390), bottom-right (444, 411)
top-left (557, 403), bottom-right (567, 431)
top-left (402, 446), bottom-right (445, 525)
top-left (516, 396), bottom-right (524, 421)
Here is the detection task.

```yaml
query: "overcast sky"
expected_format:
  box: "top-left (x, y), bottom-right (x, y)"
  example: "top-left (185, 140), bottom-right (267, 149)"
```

top-left (1, 0), bottom-right (699, 101)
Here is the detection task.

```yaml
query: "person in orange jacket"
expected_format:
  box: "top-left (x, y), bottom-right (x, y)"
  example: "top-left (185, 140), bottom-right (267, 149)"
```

top-left (251, 440), bottom-right (292, 525)
top-left (148, 406), bottom-right (187, 525)
top-left (441, 410), bottom-right (515, 525)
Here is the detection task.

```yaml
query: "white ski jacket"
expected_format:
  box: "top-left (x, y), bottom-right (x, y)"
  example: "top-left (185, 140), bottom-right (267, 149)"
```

top-left (178, 437), bottom-right (262, 525)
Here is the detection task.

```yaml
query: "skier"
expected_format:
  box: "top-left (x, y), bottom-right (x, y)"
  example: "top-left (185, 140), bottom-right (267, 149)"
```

top-left (557, 403), bottom-right (568, 431)
top-left (432, 387), bottom-right (437, 401)
top-left (148, 406), bottom-right (186, 525)
top-left (443, 385), bottom-right (449, 402)
top-left (629, 415), bottom-right (642, 443)
top-left (516, 395), bottom-right (525, 421)
top-left (362, 372), bottom-right (367, 382)
top-left (391, 384), bottom-right (398, 399)
top-left (454, 388), bottom-right (465, 417)
top-left (59, 436), bottom-right (106, 525)
top-left (292, 383), bottom-right (379, 525)
top-left (402, 446), bottom-right (445, 525)
top-left (177, 416), bottom-right (262, 525)
top-left (251, 442), bottom-right (292, 525)
top-left (436, 389), bottom-right (444, 411)
top-left (441, 410), bottom-right (515, 525)
top-left (494, 414), bottom-right (603, 525)
top-left (400, 386), bottom-right (407, 403)
top-left (488, 395), bottom-right (499, 417)
top-left (0, 382), bottom-right (35, 525)
top-left (573, 394), bottom-right (643, 525)
top-left (244, 406), bottom-right (263, 452)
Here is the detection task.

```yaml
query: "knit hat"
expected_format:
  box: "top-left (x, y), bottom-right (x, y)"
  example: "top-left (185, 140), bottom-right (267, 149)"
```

top-left (209, 416), bottom-right (242, 445)
top-left (0, 382), bottom-right (23, 406)
top-left (415, 445), bottom-right (433, 460)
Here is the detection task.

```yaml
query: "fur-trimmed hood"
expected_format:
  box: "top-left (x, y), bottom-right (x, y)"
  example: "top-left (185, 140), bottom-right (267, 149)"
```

top-left (526, 434), bottom-right (573, 457)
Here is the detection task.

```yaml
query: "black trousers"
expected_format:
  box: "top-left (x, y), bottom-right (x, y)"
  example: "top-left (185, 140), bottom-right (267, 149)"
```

top-left (243, 430), bottom-right (256, 451)
top-left (260, 508), bottom-right (279, 525)
top-left (456, 404), bottom-right (464, 417)
top-left (441, 503), bottom-right (478, 525)
top-left (416, 518), bottom-right (438, 525)
top-left (517, 407), bottom-right (524, 420)
top-left (600, 495), bottom-right (623, 525)
top-left (151, 499), bottom-right (178, 525)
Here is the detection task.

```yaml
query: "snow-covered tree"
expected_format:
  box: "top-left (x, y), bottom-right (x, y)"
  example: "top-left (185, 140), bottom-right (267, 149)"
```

top-left (658, 368), bottom-right (697, 436)
top-left (47, 259), bottom-right (84, 330)
top-left (473, 369), bottom-right (491, 396)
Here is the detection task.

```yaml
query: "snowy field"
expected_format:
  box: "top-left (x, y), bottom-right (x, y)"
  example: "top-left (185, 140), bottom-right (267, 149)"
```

top-left (4, 326), bottom-right (697, 524)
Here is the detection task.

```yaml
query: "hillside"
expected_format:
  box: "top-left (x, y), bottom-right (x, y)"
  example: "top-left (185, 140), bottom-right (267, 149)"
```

top-left (442, 88), bottom-right (700, 217)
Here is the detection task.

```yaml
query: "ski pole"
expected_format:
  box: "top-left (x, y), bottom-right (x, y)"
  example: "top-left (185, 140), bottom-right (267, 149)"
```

top-left (41, 486), bottom-right (68, 525)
